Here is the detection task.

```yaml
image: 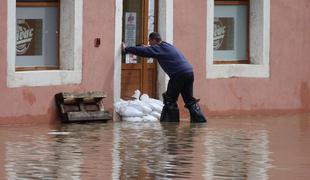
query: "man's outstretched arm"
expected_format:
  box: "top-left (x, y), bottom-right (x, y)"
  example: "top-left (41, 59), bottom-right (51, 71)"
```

top-left (122, 42), bottom-right (157, 58)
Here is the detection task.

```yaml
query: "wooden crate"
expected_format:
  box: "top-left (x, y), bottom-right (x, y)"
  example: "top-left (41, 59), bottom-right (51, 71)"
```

top-left (55, 91), bottom-right (112, 123)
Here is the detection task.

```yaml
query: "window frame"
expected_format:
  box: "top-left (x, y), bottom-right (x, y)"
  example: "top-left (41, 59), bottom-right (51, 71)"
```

top-left (206, 0), bottom-right (270, 79)
top-left (7, 0), bottom-right (83, 88)
top-left (213, 0), bottom-right (250, 64)
top-left (16, 0), bottom-right (60, 71)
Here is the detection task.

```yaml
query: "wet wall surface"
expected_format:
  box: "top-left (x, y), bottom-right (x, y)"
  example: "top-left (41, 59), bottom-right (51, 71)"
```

top-left (0, 113), bottom-right (309, 179)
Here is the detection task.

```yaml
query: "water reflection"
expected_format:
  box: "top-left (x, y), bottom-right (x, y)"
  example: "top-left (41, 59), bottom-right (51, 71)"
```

top-left (112, 122), bottom-right (167, 179)
top-left (113, 122), bottom-right (271, 180)
top-left (112, 122), bottom-right (206, 179)
top-left (203, 129), bottom-right (271, 180)
top-left (0, 120), bottom-right (273, 179)
top-left (3, 123), bottom-right (114, 180)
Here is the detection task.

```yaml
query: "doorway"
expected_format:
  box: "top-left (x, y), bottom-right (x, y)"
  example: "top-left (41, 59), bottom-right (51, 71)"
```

top-left (121, 0), bottom-right (158, 99)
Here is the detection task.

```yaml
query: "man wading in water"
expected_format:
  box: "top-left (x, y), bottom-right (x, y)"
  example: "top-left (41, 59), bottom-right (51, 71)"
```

top-left (122, 32), bottom-right (206, 123)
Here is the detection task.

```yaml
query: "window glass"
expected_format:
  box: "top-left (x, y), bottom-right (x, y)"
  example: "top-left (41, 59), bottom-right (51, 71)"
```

top-left (123, 0), bottom-right (142, 64)
top-left (147, 0), bottom-right (155, 64)
top-left (16, 1), bottom-right (59, 70)
top-left (214, 4), bottom-right (248, 62)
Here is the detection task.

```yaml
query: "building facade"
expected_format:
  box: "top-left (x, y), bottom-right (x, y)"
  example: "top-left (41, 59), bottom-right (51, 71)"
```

top-left (0, 0), bottom-right (309, 124)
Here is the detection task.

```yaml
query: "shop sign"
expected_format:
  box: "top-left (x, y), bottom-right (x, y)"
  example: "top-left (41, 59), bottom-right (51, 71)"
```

top-left (16, 19), bottom-right (42, 56)
top-left (214, 17), bottom-right (234, 50)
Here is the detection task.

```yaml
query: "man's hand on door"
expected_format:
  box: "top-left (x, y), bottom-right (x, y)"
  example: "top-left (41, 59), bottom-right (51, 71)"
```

top-left (122, 42), bottom-right (127, 53)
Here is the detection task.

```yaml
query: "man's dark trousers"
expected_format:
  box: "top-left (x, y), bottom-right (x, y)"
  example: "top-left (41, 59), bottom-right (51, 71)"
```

top-left (166, 71), bottom-right (196, 106)
top-left (161, 72), bottom-right (207, 123)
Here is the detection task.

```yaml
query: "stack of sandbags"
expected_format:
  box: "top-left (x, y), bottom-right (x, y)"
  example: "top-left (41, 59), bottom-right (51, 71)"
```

top-left (114, 90), bottom-right (164, 122)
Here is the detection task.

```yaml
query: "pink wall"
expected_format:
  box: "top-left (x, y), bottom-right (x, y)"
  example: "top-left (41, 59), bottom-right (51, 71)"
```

top-left (174, 0), bottom-right (310, 116)
top-left (0, 0), bottom-right (116, 124)
top-left (0, 0), bottom-right (310, 124)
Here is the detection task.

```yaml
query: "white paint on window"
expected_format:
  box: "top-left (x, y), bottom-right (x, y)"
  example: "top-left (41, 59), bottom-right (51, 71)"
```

top-left (7, 0), bottom-right (83, 87)
top-left (206, 0), bottom-right (270, 78)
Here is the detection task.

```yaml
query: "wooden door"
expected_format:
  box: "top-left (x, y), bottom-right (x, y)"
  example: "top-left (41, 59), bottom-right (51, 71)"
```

top-left (121, 0), bottom-right (158, 99)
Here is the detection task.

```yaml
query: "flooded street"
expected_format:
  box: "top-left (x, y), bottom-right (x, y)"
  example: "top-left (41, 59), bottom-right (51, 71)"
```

top-left (0, 113), bottom-right (310, 180)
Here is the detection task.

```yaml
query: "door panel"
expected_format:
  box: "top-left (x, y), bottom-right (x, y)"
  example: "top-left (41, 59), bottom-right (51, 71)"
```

top-left (121, 69), bottom-right (142, 99)
top-left (121, 0), bottom-right (157, 99)
top-left (145, 64), bottom-right (156, 97)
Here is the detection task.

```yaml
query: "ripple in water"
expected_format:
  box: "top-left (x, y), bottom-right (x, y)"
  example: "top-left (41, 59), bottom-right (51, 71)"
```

top-left (203, 128), bottom-right (272, 180)
top-left (1, 122), bottom-right (272, 180)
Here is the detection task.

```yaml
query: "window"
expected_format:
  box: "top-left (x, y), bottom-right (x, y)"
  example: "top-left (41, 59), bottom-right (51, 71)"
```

top-left (16, 0), bottom-right (60, 71)
top-left (214, 0), bottom-right (249, 64)
top-left (7, 0), bottom-right (83, 87)
top-left (206, 0), bottom-right (270, 78)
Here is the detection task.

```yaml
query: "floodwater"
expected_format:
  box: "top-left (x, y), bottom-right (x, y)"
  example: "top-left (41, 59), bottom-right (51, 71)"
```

top-left (0, 113), bottom-right (310, 180)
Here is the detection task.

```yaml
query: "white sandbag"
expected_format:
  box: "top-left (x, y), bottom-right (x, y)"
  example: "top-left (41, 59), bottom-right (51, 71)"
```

top-left (114, 100), bottom-right (128, 114)
top-left (114, 102), bottom-right (122, 113)
top-left (140, 101), bottom-right (153, 111)
top-left (149, 98), bottom-right (164, 107)
top-left (131, 89), bottom-right (141, 99)
top-left (149, 103), bottom-right (163, 113)
top-left (140, 94), bottom-right (163, 112)
top-left (150, 111), bottom-right (161, 119)
top-left (119, 106), bottom-right (143, 117)
top-left (140, 94), bottom-right (150, 102)
top-left (115, 91), bottom-right (163, 120)
top-left (122, 116), bottom-right (143, 122)
top-left (140, 104), bottom-right (152, 114)
top-left (129, 100), bottom-right (152, 114)
top-left (127, 101), bottom-right (144, 114)
top-left (143, 115), bottom-right (158, 122)
top-left (140, 97), bottom-right (156, 111)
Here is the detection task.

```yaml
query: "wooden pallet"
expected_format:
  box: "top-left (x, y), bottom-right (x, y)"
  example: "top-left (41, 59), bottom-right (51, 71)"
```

top-left (55, 91), bottom-right (112, 123)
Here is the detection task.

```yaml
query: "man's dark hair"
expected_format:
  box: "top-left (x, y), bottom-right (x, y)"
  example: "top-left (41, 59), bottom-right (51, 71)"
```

top-left (149, 32), bottom-right (162, 42)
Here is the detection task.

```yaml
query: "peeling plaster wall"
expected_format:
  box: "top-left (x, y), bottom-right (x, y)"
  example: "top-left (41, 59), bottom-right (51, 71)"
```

top-left (174, 0), bottom-right (310, 116)
top-left (0, 0), bottom-right (115, 124)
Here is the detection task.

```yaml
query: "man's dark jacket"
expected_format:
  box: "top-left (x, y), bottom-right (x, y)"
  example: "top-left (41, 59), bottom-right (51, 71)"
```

top-left (125, 41), bottom-right (193, 78)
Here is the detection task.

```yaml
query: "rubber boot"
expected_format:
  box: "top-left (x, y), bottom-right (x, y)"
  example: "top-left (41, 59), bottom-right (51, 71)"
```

top-left (185, 100), bottom-right (207, 123)
top-left (160, 93), bottom-right (180, 122)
